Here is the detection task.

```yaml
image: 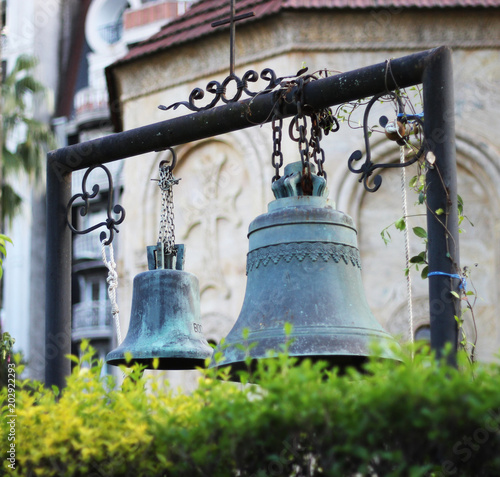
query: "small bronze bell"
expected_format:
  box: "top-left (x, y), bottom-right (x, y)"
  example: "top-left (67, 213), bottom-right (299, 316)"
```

top-left (106, 243), bottom-right (213, 370)
top-left (211, 162), bottom-right (398, 378)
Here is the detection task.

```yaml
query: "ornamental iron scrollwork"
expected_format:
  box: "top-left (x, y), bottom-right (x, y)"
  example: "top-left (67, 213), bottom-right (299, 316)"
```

top-left (159, 68), bottom-right (281, 113)
top-left (347, 92), bottom-right (425, 192)
top-left (67, 164), bottom-right (125, 245)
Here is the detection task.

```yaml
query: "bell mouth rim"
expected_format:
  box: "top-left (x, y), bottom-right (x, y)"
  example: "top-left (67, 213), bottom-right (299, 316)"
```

top-left (210, 354), bottom-right (402, 382)
top-left (221, 324), bottom-right (395, 341)
top-left (210, 328), bottom-right (401, 379)
top-left (106, 341), bottom-right (213, 370)
top-left (106, 356), bottom-right (209, 370)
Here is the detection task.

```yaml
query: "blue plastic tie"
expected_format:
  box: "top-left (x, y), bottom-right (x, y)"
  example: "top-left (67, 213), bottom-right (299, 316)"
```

top-left (397, 112), bottom-right (424, 121)
top-left (427, 271), bottom-right (466, 292)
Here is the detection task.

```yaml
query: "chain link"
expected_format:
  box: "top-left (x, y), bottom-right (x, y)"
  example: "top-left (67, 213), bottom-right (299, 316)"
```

top-left (310, 114), bottom-right (327, 179)
top-left (271, 115), bottom-right (284, 182)
top-left (271, 75), bottom-right (334, 183)
top-left (158, 160), bottom-right (179, 254)
top-left (296, 114), bottom-right (310, 168)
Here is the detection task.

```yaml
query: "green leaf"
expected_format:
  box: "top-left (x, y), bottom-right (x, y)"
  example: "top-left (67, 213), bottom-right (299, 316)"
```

top-left (381, 228), bottom-right (391, 245)
top-left (451, 291), bottom-right (460, 299)
top-left (435, 208), bottom-right (444, 216)
top-left (409, 175), bottom-right (418, 188)
top-left (0, 234), bottom-right (14, 244)
top-left (457, 194), bottom-right (464, 215)
top-left (395, 217), bottom-right (406, 231)
top-left (413, 226), bottom-right (427, 239)
top-left (66, 354), bottom-right (80, 364)
top-left (410, 255), bottom-right (425, 265)
top-left (421, 266), bottom-right (429, 279)
top-left (284, 322), bottom-right (293, 337)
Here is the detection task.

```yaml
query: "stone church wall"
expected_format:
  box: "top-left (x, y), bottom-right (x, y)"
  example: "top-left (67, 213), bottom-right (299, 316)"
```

top-left (110, 6), bottom-right (500, 385)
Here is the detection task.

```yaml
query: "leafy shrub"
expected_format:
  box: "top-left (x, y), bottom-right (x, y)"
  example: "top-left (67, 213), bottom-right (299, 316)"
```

top-left (2, 342), bottom-right (500, 476)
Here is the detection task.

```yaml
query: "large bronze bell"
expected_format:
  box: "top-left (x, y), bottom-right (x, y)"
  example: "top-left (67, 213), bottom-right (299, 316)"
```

top-left (211, 162), bottom-right (398, 377)
top-left (106, 243), bottom-right (213, 369)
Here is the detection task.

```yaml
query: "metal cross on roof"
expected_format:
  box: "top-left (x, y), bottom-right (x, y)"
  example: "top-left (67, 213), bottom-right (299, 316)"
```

top-left (211, 0), bottom-right (254, 76)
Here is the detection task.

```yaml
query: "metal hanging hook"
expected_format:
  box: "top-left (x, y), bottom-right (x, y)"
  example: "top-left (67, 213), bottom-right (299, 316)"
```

top-left (159, 147), bottom-right (177, 173)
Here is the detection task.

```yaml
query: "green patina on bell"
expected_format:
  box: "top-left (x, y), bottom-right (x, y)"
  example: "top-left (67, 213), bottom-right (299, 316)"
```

top-left (211, 162), bottom-right (399, 378)
top-left (106, 243), bottom-right (213, 370)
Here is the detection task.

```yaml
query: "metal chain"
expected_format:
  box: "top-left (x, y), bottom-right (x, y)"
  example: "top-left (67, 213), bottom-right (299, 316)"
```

top-left (296, 114), bottom-right (310, 168)
top-left (272, 76), bottom-right (332, 183)
top-left (158, 159), bottom-right (179, 254)
top-left (310, 113), bottom-right (327, 179)
top-left (271, 115), bottom-right (284, 182)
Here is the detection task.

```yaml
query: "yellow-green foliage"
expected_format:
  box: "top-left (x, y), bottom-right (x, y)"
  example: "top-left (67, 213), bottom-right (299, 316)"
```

top-left (2, 342), bottom-right (500, 476)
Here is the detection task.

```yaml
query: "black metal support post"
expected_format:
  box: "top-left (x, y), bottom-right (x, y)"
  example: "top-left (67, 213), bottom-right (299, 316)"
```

top-left (45, 46), bottom-right (459, 386)
top-left (45, 165), bottom-right (72, 388)
top-left (423, 48), bottom-right (460, 364)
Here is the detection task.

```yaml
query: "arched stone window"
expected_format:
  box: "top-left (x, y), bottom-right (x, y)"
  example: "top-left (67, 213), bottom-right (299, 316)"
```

top-left (335, 132), bottom-right (500, 360)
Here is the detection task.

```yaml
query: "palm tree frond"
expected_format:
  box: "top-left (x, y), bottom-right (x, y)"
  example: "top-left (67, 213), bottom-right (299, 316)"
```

top-left (14, 76), bottom-right (46, 100)
top-left (11, 54), bottom-right (39, 76)
top-left (1, 183), bottom-right (23, 225)
top-left (1, 147), bottom-right (22, 175)
top-left (1, 53), bottom-right (55, 222)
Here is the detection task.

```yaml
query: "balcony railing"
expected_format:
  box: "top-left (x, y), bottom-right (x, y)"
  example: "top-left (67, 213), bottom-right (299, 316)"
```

top-left (73, 86), bottom-right (110, 127)
top-left (123, 1), bottom-right (193, 29)
top-left (99, 19), bottom-right (123, 44)
top-left (73, 231), bottom-right (104, 261)
top-left (72, 300), bottom-right (112, 340)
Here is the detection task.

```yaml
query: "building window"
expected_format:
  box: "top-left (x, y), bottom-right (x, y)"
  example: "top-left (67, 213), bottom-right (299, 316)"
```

top-left (86, 0), bottom-right (129, 52)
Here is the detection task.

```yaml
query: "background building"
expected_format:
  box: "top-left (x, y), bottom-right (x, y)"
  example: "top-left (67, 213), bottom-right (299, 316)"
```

top-left (2, 0), bottom-right (499, 384)
top-left (1, 0), bottom-right (63, 380)
top-left (106, 0), bottom-right (500, 386)
top-left (1, 0), bottom-right (189, 379)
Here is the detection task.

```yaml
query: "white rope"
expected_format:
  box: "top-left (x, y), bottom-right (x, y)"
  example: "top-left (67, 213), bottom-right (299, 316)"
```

top-left (400, 146), bottom-right (414, 345)
top-left (101, 239), bottom-right (122, 345)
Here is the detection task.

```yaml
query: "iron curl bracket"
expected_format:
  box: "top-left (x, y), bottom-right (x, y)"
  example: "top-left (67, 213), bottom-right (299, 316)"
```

top-left (348, 92), bottom-right (425, 192)
top-left (66, 164), bottom-right (125, 246)
top-left (159, 68), bottom-right (281, 113)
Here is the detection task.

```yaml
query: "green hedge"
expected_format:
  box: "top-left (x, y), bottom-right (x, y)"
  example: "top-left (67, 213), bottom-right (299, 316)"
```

top-left (2, 342), bottom-right (500, 476)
